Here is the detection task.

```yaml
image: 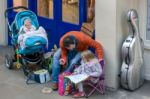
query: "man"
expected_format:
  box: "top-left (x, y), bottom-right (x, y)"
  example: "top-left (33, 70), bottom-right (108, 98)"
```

top-left (51, 31), bottom-right (104, 90)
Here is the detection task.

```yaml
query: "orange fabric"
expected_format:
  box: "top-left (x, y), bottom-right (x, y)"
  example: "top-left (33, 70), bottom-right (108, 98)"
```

top-left (59, 31), bottom-right (104, 62)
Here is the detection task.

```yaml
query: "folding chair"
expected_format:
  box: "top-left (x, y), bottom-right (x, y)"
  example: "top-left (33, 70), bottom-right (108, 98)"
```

top-left (83, 62), bottom-right (105, 98)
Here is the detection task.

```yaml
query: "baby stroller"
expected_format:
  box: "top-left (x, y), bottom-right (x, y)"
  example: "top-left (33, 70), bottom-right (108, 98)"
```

top-left (4, 6), bottom-right (48, 76)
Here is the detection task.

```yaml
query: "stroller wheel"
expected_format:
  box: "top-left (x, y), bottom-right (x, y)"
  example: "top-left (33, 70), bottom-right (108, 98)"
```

top-left (5, 54), bottom-right (14, 69)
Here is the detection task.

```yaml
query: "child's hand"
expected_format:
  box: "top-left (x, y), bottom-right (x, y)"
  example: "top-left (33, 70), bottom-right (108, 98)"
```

top-left (86, 76), bottom-right (91, 80)
top-left (72, 71), bottom-right (78, 75)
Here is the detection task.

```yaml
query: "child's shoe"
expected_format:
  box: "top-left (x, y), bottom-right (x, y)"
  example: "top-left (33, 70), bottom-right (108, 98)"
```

top-left (73, 92), bottom-right (85, 98)
top-left (64, 83), bottom-right (71, 96)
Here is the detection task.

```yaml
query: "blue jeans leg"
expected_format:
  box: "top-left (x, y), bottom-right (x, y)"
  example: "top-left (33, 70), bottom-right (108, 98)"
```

top-left (51, 48), bottom-right (61, 83)
top-left (65, 52), bottom-right (81, 72)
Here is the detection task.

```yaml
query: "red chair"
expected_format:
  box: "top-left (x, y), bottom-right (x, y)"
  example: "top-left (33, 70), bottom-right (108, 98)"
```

top-left (83, 62), bottom-right (105, 98)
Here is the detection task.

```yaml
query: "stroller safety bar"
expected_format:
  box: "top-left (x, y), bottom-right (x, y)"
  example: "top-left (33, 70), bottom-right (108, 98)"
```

top-left (5, 6), bottom-right (28, 18)
top-left (4, 6), bottom-right (28, 33)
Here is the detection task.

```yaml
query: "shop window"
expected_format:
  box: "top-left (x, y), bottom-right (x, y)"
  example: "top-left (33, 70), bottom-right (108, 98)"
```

top-left (37, 0), bottom-right (53, 19)
top-left (13, 0), bottom-right (28, 12)
top-left (62, 0), bottom-right (79, 24)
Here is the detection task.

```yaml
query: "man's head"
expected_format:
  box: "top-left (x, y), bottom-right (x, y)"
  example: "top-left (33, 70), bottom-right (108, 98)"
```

top-left (63, 35), bottom-right (77, 50)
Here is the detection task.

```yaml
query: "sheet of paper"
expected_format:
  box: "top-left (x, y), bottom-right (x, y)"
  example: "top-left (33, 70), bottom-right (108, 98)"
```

top-left (65, 74), bottom-right (89, 84)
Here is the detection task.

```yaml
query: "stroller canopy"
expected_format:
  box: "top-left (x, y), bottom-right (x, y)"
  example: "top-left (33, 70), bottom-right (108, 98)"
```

top-left (14, 10), bottom-right (39, 30)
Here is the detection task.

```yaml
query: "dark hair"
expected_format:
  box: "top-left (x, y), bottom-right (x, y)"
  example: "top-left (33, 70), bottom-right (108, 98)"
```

top-left (63, 35), bottom-right (76, 48)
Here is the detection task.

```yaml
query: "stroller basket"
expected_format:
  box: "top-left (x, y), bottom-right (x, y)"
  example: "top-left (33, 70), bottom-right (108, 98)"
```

top-left (22, 52), bottom-right (43, 62)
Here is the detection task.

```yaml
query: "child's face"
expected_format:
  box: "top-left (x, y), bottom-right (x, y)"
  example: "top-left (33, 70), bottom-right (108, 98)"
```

top-left (82, 51), bottom-right (95, 62)
top-left (82, 55), bottom-right (90, 62)
top-left (24, 20), bottom-right (31, 29)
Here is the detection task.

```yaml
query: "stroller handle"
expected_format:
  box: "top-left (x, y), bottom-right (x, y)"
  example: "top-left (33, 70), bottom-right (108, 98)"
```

top-left (5, 6), bottom-right (28, 18)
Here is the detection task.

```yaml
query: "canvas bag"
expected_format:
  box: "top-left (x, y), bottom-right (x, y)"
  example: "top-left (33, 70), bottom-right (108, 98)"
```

top-left (58, 72), bottom-right (71, 96)
top-left (34, 69), bottom-right (50, 83)
top-left (26, 69), bottom-right (50, 84)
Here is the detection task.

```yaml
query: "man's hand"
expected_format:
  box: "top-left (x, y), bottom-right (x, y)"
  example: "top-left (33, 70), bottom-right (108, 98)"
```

top-left (99, 59), bottom-right (104, 66)
top-left (59, 59), bottom-right (66, 65)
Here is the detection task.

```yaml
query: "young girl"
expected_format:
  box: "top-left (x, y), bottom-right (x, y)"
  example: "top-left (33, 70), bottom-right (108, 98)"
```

top-left (72, 50), bottom-right (102, 98)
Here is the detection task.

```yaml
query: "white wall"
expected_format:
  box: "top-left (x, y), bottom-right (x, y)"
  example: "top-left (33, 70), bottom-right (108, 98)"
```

top-left (0, 0), bottom-right (7, 45)
top-left (138, 0), bottom-right (150, 80)
top-left (96, 0), bottom-right (139, 90)
top-left (96, 0), bottom-right (118, 90)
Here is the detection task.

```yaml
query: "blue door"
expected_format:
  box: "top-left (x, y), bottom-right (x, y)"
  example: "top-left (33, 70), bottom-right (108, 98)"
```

top-left (7, 0), bottom-right (87, 50)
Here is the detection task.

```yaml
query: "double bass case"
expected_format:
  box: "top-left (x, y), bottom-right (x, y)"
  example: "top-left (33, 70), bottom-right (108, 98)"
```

top-left (121, 9), bottom-right (144, 90)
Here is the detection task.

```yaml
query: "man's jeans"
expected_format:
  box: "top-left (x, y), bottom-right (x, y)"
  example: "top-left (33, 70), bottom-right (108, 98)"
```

top-left (51, 48), bottom-right (81, 83)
